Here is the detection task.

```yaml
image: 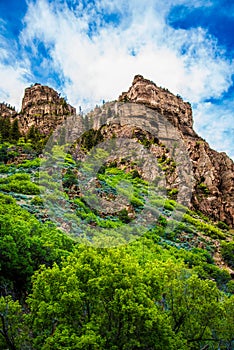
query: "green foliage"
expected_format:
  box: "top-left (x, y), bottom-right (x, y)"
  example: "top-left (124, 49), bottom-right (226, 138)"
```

top-left (217, 221), bottom-right (230, 230)
top-left (0, 117), bottom-right (11, 141)
top-left (198, 182), bottom-right (210, 195)
top-left (31, 195), bottom-right (44, 206)
top-left (167, 188), bottom-right (179, 199)
top-left (0, 295), bottom-right (29, 349)
top-left (0, 193), bottom-right (74, 296)
top-left (221, 241), bottom-right (234, 268)
top-left (130, 196), bottom-right (144, 208)
top-left (118, 208), bottom-right (131, 223)
top-left (0, 172), bottom-right (40, 194)
top-left (183, 214), bottom-right (225, 239)
top-left (62, 168), bottom-right (78, 188)
top-left (27, 247), bottom-right (185, 350)
top-left (0, 145), bottom-right (233, 350)
top-left (27, 126), bottom-right (48, 153)
top-left (11, 119), bottom-right (21, 142)
top-left (79, 129), bottom-right (104, 151)
top-left (0, 117), bottom-right (22, 144)
top-left (0, 143), bottom-right (9, 163)
top-left (22, 246), bottom-right (233, 349)
top-left (17, 157), bottom-right (41, 169)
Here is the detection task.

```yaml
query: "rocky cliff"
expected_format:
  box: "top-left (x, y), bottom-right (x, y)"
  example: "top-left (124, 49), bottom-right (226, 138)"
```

top-left (19, 83), bottom-right (76, 135)
top-left (119, 75), bottom-right (195, 137)
top-left (118, 75), bottom-right (234, 227)
top-left (0, 77), bottom-right (233, 227)
top-left (0, 103), bottom-right (17, 118)
top-left (0, 84), bottom-right (76, 135)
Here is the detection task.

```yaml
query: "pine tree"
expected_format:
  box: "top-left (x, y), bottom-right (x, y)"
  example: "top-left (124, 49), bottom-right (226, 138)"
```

top-left (11, 119), bottom-right (21, 142)
top-left (0, 117), bottom-right (11, 141)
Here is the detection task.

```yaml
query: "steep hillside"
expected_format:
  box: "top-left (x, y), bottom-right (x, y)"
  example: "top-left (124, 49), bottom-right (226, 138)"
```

top-left (1, 76), bottom-right (233, 226)
top-left (0, 76), bottom-right (233, 350)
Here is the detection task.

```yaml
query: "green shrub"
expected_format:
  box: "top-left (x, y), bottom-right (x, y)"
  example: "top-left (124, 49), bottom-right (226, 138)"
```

top-left (164, 200), bottom-right (175, 211)
top-left (217, 221), bottom-right (229, 230)
top-left (130, 196), bottom-right (144, 208)
top-left (0, 173), bottom-right (40, 195)
top-left (221, 241), bottom-right (234, 268)
top-left (198, 182), bottom-right (210, 195)
top-left (31, 196), bottom-right (44, 206)
top-left (183, 214), bottom-right (225, 239)
top-left (118, 208), bottom-right (131, 223)
top-left (167, 188), bottom-right (179, 199)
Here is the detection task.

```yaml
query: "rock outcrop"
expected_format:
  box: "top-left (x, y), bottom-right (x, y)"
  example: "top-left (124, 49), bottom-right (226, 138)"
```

top-left (118, 75), bottom-right (234, 227)
top-left (19, 83), bottom-right (76, 135)
top-left (0, 84), bottom-right (76, 136)
top-left (0, 103), bottom-right (17, 118)
top-left (119, 75), bottom-right (196, 137)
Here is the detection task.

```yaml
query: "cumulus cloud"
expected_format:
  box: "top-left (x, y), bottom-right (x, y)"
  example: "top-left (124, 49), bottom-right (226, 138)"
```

top-left (19, 0), bottom-right (233, 106)
top-left (0, 0), bottom-right (233, 159)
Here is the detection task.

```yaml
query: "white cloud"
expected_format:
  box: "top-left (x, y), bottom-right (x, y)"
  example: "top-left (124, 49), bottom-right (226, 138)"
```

top-left (19, 0), bottom-right (233, 106)
top-left (193, 102), bottom-right (234, 160)
top-left (0, 63), bottom-right (29, 110)
top-left (0, 20), bottom-right (30, 109)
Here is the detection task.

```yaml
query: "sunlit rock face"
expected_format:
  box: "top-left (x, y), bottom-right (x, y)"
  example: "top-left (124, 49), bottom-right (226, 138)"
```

top-left (119, 74), bottom-right (195, 136)
top-left (117, 75), bottom-right (234, 227)
top-left (19, 83), bottom-right (76, 135)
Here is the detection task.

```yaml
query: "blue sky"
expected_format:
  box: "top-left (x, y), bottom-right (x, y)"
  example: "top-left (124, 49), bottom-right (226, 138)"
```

top-left (0, 0), bottom-right (233, 159)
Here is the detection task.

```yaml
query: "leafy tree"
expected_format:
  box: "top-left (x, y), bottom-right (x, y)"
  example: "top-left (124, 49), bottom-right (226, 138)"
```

top-left (0, 295), bottom-right (29, 350)
top-left (0, 194), bottom-right (74, 297)
top-left (27, 247), bottom-right (185, 349)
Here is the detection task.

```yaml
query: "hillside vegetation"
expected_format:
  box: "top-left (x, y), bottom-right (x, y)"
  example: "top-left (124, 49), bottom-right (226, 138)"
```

top-left (0, 130), bottom-right (233, 350)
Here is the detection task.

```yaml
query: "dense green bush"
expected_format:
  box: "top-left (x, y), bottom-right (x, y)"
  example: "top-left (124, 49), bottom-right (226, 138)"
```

top-left (31, 195), bottom-right (44, 206)
top-left (0, 173), bottom-right (40, 194)
top-left (221, 241), bottom-right (234, 268)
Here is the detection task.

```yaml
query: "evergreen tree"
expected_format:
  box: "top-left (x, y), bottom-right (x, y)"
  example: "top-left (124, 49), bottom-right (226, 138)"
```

top-left (0, 117), bottom-right (11, 141)
top-left (11, 119), bottom-right (21, 142)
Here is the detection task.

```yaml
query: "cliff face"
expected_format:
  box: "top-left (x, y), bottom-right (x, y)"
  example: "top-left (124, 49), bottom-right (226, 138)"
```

top-left (0, 103), bottom-right (17, 118)
top-left (19, 83), bottom-right (76, 135)
top-left (118, 75), bottom-right (234, 226)
top-left (119, 75), bottom-right (195, 137)
top-left (0, 84), bottom-right (76, 135)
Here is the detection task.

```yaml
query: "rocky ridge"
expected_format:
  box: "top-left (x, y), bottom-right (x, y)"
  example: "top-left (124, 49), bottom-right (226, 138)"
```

top-left (0, 103), bottom-right (17, 118)
top-left (119, 75), bottom-right (195, 136)
top-left (0, 76), bottom-right (233, 227)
